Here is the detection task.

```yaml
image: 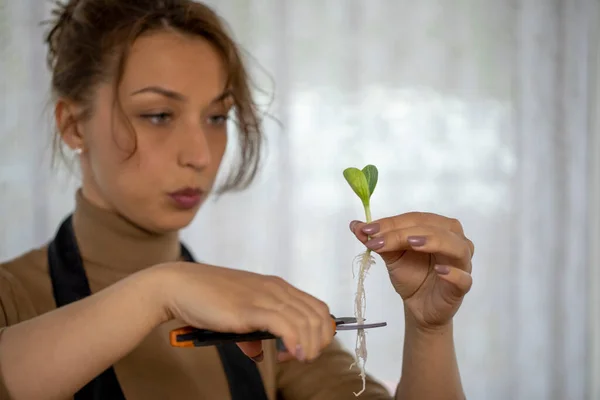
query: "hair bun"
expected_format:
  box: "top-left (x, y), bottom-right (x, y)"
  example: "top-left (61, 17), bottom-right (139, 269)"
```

top-left (44, 1), bottom-right (82, 69)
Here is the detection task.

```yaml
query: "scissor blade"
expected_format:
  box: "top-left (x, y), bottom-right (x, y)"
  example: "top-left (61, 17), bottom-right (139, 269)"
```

top-left (336, 322), bottom-right (387, 330)
top-left (334, 317), bottom-right (358, 325)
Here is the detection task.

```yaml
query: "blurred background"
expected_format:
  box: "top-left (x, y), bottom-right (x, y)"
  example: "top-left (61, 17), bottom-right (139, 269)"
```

top-left (1, 0), bottom-right (599, 399)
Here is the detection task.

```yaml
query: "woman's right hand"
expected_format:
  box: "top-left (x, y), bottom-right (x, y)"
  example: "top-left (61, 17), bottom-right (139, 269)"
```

top-left (1, 260), bottom-right (333, 400)
top-left (151, 262), bottom-right (335, 362)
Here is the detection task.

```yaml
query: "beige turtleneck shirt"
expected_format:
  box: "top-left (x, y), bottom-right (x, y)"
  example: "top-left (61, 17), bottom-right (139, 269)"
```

top-left (0, 192), bottom-right (392, 399)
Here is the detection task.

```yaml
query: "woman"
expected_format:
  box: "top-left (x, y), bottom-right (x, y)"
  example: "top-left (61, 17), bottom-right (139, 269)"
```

top-left (0, 1), bottom-right (474, 399)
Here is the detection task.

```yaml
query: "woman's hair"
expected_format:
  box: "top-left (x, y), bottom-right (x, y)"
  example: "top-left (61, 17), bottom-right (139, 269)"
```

top-left (44, 0), bottom-right (263, 193)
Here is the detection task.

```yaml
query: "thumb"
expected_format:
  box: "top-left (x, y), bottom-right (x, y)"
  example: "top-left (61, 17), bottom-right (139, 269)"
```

top-left (237, 341), bottom-right (264, 362)
top-left (434, 264), bottom-right (473, 299)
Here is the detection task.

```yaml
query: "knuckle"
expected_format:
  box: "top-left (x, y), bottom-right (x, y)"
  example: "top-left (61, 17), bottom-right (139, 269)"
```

top-left (297, 317), bottom-right (309, 329)
top-left (283, 330), bottom-right (299, 345)
top-left (322, 326), bottom-right (334, 342)
top-left (392, 229), bottom-right (406, 245)
top-left (263, 275), bottom-right (285, 290)
top-left (308, 315), bottom-right (321, 330)
top-left (317, 300), bottom-right (330, 316)
top-left (461, 244), bottom-right (472, 261)
top-left (402, 211), bottom-right (423, 225)
top-left (428, 231), bottom-right (441, 247)
top-left (406, 211), bottom-right (423, 219)
top-left (448, 217), bottom-right (464, 233)
top-left (462, 273), bottom-right (474, 293)
top-left (414, 211), bottom-right (437, 222)
top-left (277, 316), bottom-right (295, 334)
top-left (468, 239), bottom-right (476, 257)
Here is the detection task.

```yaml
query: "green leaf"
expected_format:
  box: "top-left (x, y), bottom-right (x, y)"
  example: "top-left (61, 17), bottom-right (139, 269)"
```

top-left (361, 165), bottom-right (378, 197)
top-left (343, 167), bottom-right (370, 203)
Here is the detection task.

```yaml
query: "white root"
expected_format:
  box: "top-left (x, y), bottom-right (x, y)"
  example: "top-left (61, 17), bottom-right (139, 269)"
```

top-left (350, 250), bottom-right (375, 397)
top-left (349, 329), bottom-right (368, 396)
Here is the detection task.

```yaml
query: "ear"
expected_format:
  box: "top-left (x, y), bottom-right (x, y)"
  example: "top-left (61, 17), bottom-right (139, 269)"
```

top-left (55, 98), bottom-right (85, 153)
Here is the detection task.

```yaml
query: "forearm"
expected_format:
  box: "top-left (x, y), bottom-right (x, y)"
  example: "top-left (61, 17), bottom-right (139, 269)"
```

top-left (395, 312), bottom-right (465, 400)
top-left (0, 268), bottom-right (167, 400)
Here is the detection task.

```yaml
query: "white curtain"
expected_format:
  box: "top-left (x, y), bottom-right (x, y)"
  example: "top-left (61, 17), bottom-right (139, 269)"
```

top-left (1, 1), bottom-right (598, 399)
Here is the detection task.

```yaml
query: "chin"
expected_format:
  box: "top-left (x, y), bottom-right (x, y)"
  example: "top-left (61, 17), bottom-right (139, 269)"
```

top-left (155, 208), bottom-right (199, 232)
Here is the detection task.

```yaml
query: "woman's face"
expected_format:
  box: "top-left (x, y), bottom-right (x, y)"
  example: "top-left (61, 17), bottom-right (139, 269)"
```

top-left (63, 30), bottom-right (231, 232)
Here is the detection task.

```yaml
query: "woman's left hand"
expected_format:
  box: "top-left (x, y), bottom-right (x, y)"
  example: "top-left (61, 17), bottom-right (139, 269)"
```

top-left (350, 212), bottom-right (474, 330)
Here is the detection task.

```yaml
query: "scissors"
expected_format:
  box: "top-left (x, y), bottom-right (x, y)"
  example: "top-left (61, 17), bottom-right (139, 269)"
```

top-left (169, 315), bottom-right (387, 352)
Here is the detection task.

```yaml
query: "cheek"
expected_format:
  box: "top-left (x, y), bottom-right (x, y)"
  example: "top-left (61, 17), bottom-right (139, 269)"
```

top-left (128, 135), bottom-right (176, 184)
top-left (85, 116), bottom-right (157, 198)
top-left (208, 133), bottom-right (228, 174)
top-left (212, 132), bottom-right (228, 159)
top-left (85, 103), bottom-right (132, 161)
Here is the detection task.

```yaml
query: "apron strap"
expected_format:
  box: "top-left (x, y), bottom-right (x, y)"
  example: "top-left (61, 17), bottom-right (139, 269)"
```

top-left (48, 215), bottom-right (126, 400)
top-left (47, 215), bottom-right (268, 400)
top-left (180, 245), bottom-right (269, 400)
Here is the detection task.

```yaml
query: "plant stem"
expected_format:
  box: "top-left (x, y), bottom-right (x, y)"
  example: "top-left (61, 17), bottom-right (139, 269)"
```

top-left (363, 203), bottom-right (373, 256)
top-left (358, 201), bottom-right (372, 321)
top-left (363, 203), bottom-right (372, 224)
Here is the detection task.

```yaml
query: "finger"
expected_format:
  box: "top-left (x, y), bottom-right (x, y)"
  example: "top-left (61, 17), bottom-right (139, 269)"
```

top-left (277, 351), bottom-right (296, 362)
top-left (237, 341), bottom-right (264, 362)
top-left (284, 287), bottom-right (334, 360)
top-left (250, 309), bottom-right (306, 362)
top-left (279, 288), bottom-right (330, 360)
top-left (465, 237), bottom-right (475, 258)
top-left (365, 225), bottom-right (472, 267)
top-left (259, 276), bottom-right (334, 360)
top-left (253, 276), bottom-right (334, 361)
top-left (350, 220), bottom-right (370, 242)
top-left (280, 300), bottom-right (316, 361)
top-left (433, 264), bottom-right (473, 298)
top-left (277, 302), bottom-right (314, 362)
top-left (253, 277), bottom-right (316, 360)
top-left (351, 212), bottom-right (466, 241)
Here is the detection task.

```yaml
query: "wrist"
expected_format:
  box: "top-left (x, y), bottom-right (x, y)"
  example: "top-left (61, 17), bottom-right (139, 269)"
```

top-left (407, 321), bottom-right (453, 341)
top-left (135, 264), bottom-right (176, 326)
top-left (404, 306), bottom-right (453, 337)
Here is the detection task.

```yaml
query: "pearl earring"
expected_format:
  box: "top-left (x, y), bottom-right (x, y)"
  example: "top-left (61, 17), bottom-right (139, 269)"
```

top-left (74, 148), bottom-right (83, 155)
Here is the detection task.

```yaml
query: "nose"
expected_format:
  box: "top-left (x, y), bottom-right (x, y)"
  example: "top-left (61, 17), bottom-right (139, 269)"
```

top-left (178, 126), bottom-right (211, 171)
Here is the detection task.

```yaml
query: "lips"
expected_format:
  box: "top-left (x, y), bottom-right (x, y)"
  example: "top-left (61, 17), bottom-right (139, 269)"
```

top-left (168, 187), bottom-right (204, 209)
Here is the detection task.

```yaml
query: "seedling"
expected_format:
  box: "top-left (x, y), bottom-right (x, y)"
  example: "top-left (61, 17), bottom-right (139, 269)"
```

top-left (343, 165), bottom-right (378, 397)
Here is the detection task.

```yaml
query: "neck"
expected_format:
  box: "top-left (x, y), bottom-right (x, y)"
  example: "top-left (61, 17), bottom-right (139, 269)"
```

top-left (72, 189), bottom-right (181, 274)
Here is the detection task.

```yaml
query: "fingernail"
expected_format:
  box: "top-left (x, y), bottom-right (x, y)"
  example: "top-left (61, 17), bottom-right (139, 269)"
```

top-left (365, 237), bottom-right (385, 250)
top-left (306, 354), bottom-right (319, 363)
top-left (251, 351), bottom-right (264, 362)
top-left (407, 236), bottom-right (427, 247)
top-left (295, 344), bottom-right (305, 361)
top-left (361, 223), bottom-right (380, 235)
top-left (434, 265), bottom-right (451, 275)
top-left (275, 338), bottom-right (287, 352)
top-left (349, 220), bottom-right (361, 231)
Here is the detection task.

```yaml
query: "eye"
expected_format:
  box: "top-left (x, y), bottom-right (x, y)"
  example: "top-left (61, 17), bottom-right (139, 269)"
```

top-left (208, 114), bottom-right (229, 125)
top-left (140, 112), bottom-right (172, 126)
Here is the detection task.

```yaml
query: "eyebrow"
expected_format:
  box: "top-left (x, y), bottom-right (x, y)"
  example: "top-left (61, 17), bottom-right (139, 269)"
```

top-left (131, 86), bottom-right (185, 101)
top-left (130, 86), bottom-right (233, 104)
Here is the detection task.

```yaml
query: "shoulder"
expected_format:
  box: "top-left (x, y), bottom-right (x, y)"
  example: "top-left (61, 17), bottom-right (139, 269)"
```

top-left (0, 246), bottom-right (51, 325)
top-left (1, 246), bottom-right (49, 289)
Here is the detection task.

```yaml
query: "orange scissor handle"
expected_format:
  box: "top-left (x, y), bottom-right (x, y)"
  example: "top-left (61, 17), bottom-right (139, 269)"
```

top-left (170, 326), bottom-right (198, 348)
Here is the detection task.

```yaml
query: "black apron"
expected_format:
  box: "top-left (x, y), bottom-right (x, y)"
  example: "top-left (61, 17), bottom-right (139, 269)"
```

top-left (47, 215), bottom-right (269, 400)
